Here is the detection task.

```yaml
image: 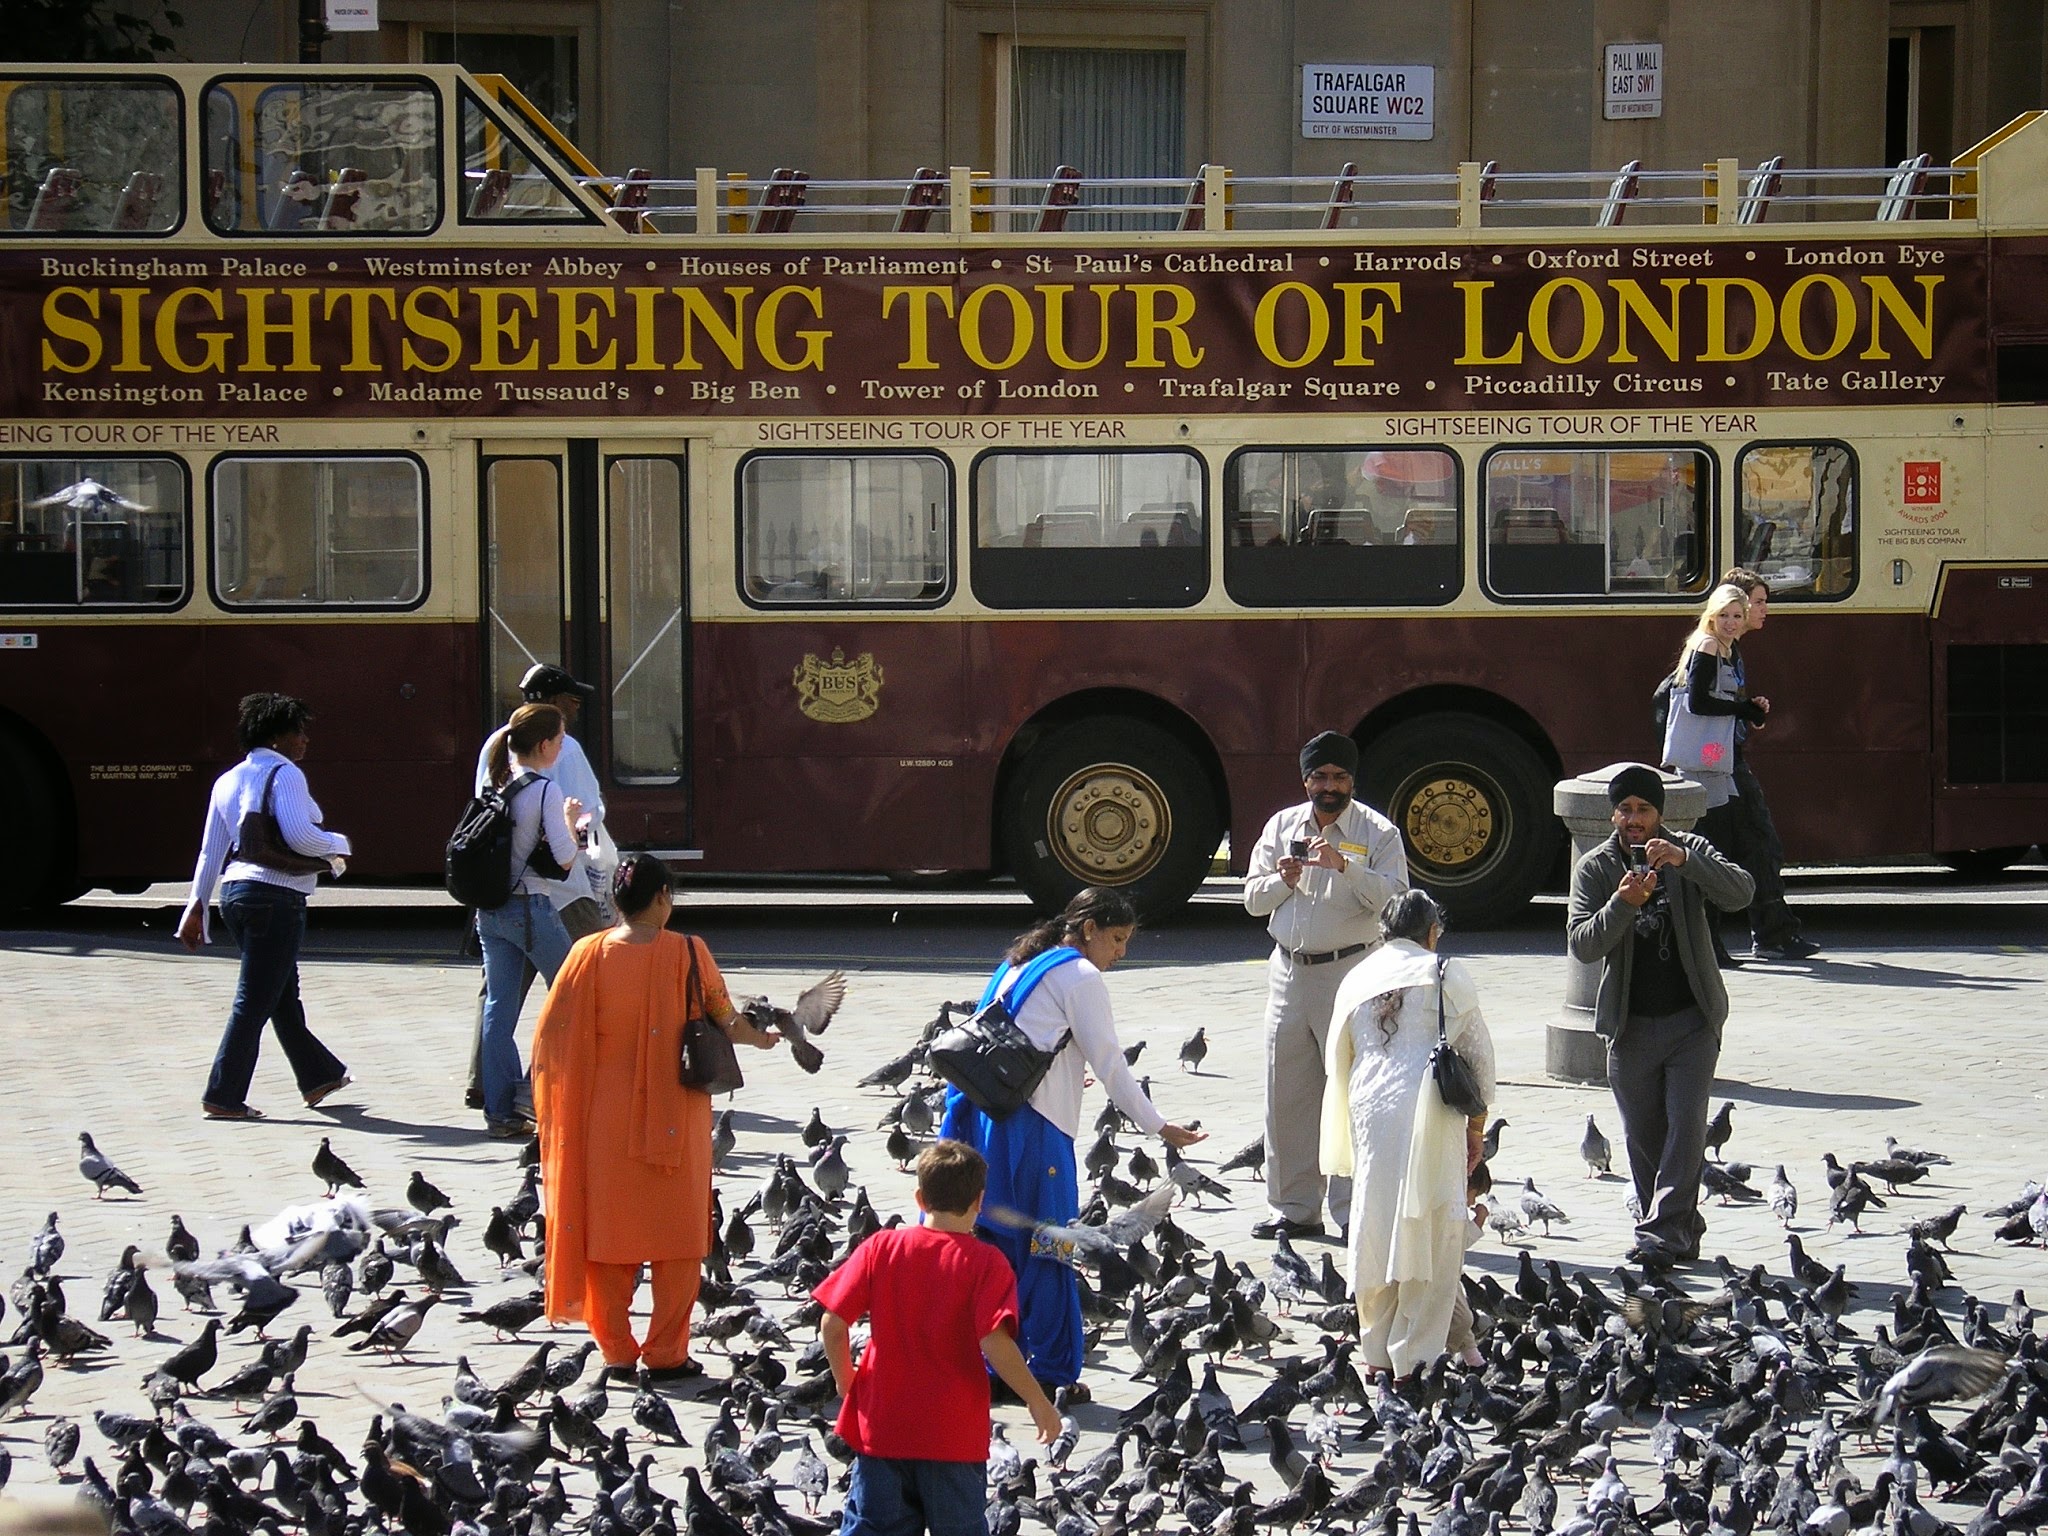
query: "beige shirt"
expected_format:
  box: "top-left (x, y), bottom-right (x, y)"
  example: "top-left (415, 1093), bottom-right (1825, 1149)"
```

top-left (1242, 797), bottom-right (1410, 956)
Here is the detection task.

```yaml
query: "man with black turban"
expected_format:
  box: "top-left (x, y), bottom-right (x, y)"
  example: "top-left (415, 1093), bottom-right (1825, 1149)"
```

top-left (1242, 731), bottom-right (1409, 1239)
top-left (1567, 763), bottom-right (1753, 1267)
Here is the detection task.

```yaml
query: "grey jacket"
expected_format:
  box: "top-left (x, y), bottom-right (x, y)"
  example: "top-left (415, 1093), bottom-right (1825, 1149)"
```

top-left (1567, 829), bottom-right (1755, 1041)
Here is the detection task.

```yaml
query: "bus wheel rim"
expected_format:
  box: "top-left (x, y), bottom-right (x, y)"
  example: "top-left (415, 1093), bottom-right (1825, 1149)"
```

top-left (1047, 761), bottom-right (1172, 885)
top-left (1398, 769), bottom-right (1502, 882)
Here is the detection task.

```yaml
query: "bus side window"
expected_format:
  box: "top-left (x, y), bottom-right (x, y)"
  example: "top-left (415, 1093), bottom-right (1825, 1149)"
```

top-left (1, 78), bottom-right (182, 235)
top-left (212, 455), bottom-right (424, 608)
top-left (1737, 443), bottom-right (1857, 600)
top-left (738, 453), bottom-right (950, 608)
top-left (1222, 447), bottom-right (1461, 608)
top-left (203, 78), bottom-right (441, 235)
top-left (1482, 447), bottom-right (1711, 600)
top-left (0, 459), bottom-right (187, 607)
top-left (971, 450), bottom-right (1207, 610)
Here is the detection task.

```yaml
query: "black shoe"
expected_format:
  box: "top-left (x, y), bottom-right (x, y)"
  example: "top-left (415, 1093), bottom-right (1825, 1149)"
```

top-left (643, 1359), bottom-right (705, 1384)
top-left (1751, 937), bottom-right (1820, 962)
top-left (464, 1088), bottom-right (485, 1110)
top-left (1251, 1217), bottom-right (1326, 1241)
top-left (1713, 939), bottom-right (1742, 969)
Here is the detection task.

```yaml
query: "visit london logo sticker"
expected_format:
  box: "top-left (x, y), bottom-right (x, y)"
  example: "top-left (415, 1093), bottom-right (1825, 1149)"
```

top-left (1889, 452), bottom-right (1952, 525)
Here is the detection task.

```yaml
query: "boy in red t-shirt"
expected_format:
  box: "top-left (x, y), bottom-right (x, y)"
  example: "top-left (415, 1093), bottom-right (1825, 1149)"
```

top-left (815, 1140), bottom-right (1060, 1536)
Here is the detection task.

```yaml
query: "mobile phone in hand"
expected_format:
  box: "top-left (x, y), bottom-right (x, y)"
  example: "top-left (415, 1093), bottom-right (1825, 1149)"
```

top-left (1289, 839), bottom-right (1309, 859)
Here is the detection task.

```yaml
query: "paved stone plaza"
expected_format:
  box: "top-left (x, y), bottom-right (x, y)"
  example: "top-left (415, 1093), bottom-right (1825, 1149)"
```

top-left (0, 882), bottom-right (2042, 1514)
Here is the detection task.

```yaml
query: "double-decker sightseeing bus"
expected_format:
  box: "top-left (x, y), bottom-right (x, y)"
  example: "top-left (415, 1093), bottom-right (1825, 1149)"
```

top-left (3, 63), bottom-right (2045, 923)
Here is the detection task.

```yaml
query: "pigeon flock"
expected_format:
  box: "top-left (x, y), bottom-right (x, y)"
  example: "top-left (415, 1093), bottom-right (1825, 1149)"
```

top-left (2, 983), bottom-right (2046, 1536)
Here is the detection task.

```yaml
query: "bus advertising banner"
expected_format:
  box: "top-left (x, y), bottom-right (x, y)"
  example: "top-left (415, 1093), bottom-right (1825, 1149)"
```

top-left (8, 236), bottom-right (1988, 420)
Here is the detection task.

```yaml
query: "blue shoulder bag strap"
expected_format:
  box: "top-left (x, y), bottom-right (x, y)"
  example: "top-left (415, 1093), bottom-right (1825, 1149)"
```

top-left (979, 944), bottom-right (1083, 1016)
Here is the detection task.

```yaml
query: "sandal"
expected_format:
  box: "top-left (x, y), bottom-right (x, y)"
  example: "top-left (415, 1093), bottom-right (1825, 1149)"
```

top-left (202, 1103), bottom-right (265, 1120)
top-left (643, 1358), bottom-right (705, 1384)
top-left (304, 1075), bottom-right (352, 1109)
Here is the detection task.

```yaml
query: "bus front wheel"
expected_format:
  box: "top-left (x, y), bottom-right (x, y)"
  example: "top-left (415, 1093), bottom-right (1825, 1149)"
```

top-left (999, 719), bottom-right (1221, 919)
top-left (1938, 846), bottom-right (2028, 879)
top-left (1361, 714), bottom-right (1557, 929)
top-left (0, 726), bottom-right (76, 917)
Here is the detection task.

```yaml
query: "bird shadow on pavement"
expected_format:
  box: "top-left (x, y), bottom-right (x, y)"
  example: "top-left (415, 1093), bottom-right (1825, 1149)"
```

top-left (1708, 1078), bottom-right (1919, 1113)
top-left (305, 1105), bottom-right (493, 1149)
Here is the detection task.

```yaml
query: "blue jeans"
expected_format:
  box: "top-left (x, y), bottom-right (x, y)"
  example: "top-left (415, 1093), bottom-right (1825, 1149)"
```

top-left (476, 892), bottom-right (572, 1123)
top-left (841, 1456), bottom-right (987, 1536)
top-left (206, 880), bottom-right (346, 1110)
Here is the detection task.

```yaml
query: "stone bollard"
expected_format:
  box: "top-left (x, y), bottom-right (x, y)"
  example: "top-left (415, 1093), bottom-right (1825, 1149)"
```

top-left (1548, 764), bottom-right (1706, 1084)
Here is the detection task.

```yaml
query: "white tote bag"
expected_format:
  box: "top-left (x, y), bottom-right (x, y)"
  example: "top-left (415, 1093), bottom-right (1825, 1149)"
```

top-left (1660, 674), bottom-right (1737, 776)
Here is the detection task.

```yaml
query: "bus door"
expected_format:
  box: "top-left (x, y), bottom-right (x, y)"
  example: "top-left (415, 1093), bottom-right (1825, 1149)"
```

top-left (477, 440), bottom-right (695, 854)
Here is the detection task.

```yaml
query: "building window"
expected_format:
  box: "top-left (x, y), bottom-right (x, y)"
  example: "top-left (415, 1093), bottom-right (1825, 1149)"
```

top-left (1482, 448), bottom-right (1710, 600)
top-left (0, 458), bottom-right (187, 607)
top-left (424, 31), bottom-right (579, 141)
top-left (213, 455), bottom-right (425, 608)
top-left (204, 79), bottom-right (440, 235)
top-left (739, 454), bottom-right (951, 607)
top-left (1010, 47), bottom-right (1184, 229)
top-left (1, 78), bottom-right (181, 235)
top-left (1736, 443), bottom-right (1856, 600)
top-left (972, 449), bottom-right (1206, 609)
top-left (1224, 447), bottom-right (1461, 607)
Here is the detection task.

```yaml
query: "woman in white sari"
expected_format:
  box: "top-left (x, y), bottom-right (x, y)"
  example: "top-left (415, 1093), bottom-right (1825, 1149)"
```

top-left (1319, 891), bottom-right (1496, 1379)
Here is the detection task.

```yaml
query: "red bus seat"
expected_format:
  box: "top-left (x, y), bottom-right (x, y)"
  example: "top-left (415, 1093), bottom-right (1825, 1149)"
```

top-left (1038, 165), bottom-right (1082, 232)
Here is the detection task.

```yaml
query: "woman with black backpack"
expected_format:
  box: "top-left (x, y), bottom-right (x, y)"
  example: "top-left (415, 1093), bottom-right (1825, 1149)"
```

top-left (474, 703), bottom-right (583, 1138)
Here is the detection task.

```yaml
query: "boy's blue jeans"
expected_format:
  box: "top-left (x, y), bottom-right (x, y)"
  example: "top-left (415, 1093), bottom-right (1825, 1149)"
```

top-left (841, 1456), bottom-right (986, 1536)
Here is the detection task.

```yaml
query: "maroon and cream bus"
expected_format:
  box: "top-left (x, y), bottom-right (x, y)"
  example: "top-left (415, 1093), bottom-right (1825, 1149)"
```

top-left (3, 65), bottom-right (2044, 922)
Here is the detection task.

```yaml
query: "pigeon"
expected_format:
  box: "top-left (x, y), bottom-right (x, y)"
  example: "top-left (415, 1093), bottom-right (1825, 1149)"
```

top-left (154, 1318), bottom-right (221, 1388)
top-left (1580, 1117), bottom-right (1611, 1177)
top-left (312, 1138), bottom-right (364, 1196)
top-left (1178, 1029), bottom-right (1208, 1072)
top-left (801, 1109), bottom-right (831, 1148)
top-left (407, 1171), bottom-right (453, 1215)
top-left (1518, 1179), bottom-right (1570, 1235)
top-left (1481, 1119), bottom-right (1507, 1161)
top-left (740, 973), bottom-right (847, 1074)
top-left (482, 1208), bottom-right (525, 1268)
top-left (856, 1049), bottom-right (919, 1093)
top-left (712, 1109), bottom-right (738, 1168)
top-left (1218, 1138), bottom-right (1266, 1178)
top-left (44, 1416), bottom-right (79, 1477)
top-left (1884, 1135), bottom-right (1952, 1167)
top-left (348, 1292), bottom-right (440, 1354)
top-left (30, 1213), bottom-right (63, 1274)
top-left (163, 1218), bottom-right (199, 1266)
top-left (78, 1133), bottom-right (144, 1199)
top-left (1703, 1101), bottom-right (1735, 1160)
top-left (630, 1368), bottom-right (688, 1444)
top-left (1873, 1345), bottom-right (2009, 1422)
top-left (1769, 1165), bottom-right (1799, 1227)
top-left (811, 1136), bottom-right (852, 1201)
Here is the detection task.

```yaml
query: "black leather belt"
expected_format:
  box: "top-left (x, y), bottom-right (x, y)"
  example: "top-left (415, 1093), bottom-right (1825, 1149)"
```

top-left (1289, 942), bottom-right (1369, 966)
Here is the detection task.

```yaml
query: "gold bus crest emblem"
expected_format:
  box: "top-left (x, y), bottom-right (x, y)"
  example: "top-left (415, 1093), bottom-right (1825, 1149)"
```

top-left (793, 648), bottom-right (884, 723)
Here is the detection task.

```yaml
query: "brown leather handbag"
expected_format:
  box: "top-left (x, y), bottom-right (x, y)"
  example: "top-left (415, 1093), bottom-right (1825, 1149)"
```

top-left (232, 765), bottom-right (332, 877)
top-left (678, 936), bottom-right (744, 1096)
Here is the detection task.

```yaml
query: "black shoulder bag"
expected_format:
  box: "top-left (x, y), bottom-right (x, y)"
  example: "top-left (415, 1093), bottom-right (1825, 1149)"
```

top-left (678, 936), bottom-right (745, 1097)
top-left (1429, 956), bottom-right (1489, 1118)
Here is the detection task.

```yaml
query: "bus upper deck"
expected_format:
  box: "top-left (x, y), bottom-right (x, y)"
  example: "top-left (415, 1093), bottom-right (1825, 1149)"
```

top-left (5, 64), bottom-right (2047, 246)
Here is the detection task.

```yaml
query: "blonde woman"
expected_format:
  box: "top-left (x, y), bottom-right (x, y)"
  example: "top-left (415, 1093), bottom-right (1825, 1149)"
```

top-left (1663, 585), bottom-right (1767, 820)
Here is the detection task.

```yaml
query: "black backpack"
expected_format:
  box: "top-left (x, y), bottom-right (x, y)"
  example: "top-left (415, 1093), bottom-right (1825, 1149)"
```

top-left (1650, 673), bottom-right (1676, 735)
top-left (445, 773), bottom-right (539, 911)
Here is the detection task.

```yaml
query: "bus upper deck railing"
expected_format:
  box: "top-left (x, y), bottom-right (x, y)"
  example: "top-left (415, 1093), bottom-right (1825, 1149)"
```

top-left (570, 158), bottom-right (1970, 236)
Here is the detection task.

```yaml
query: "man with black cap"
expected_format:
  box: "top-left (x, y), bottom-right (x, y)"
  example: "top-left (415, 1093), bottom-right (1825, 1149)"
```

top-left (1568, 764), bottom-right (1753, 1266)
top-left (462, 664), bottom-right (612, 1113)
top-left (1243, 731), bottom-right (1409, 1239)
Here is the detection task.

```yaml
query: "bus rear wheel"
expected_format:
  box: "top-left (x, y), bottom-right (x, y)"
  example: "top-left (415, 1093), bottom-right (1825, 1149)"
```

top-left (0, 726), bottom-right (76, 917)
top-left (1361, 714), bottom-right (1556, 929)
top-left (999, 719), bottom-right (1221, 919)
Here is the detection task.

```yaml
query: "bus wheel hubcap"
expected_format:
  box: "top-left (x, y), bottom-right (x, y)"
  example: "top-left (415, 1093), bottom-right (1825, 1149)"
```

top-left (1049, 763), bottom-right (1170, 884)
top-left (1401, 773), bottom-right (1496, 874)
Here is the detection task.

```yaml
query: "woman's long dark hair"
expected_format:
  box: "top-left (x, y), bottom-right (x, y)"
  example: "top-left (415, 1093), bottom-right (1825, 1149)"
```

top-left (1368, 889), bottom-right (1446, 1045)
top-left (1005, 887), bottom-right (1138, 964)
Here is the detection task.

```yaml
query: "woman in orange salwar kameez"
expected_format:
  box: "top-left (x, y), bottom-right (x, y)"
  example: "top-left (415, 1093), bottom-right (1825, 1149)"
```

top-left (531, 854), bottom-right (780, 1381)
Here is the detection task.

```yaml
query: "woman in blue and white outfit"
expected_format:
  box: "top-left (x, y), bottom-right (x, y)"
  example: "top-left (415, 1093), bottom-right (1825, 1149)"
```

top-left (476, 702), bottom-right (583, 1138)
top-left (940, 887), bottom-right (1204, 1398)
top-left (178, 691), bottom-right (354, 1120)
